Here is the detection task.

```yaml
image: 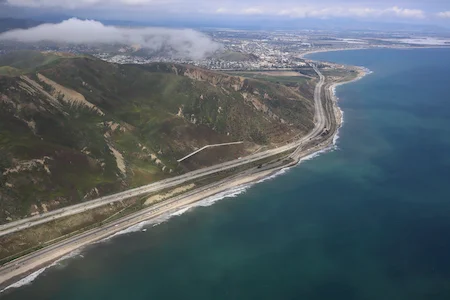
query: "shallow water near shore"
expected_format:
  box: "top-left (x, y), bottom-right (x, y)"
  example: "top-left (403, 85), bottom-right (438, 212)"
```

top-left (3, 48), bottom-right (450, 299)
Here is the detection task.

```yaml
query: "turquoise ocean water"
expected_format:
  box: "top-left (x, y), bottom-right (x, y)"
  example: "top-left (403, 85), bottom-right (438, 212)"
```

top-left (2, 48), bottom-right (450, 299)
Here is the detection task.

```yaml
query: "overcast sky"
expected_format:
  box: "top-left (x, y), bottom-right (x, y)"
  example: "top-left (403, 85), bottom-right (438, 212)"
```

top-left (1, 0), bottom-right (450, 27)
top-left (0, 18), bottom-right (221, 59)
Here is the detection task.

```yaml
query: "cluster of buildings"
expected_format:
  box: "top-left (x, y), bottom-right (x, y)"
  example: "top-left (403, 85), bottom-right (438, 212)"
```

top-left (94, 54), bottom-right (309, 71)
top-left (4, 30), bottom-right (423, 72)
top-left (94, 31), bottom-right (319, 70)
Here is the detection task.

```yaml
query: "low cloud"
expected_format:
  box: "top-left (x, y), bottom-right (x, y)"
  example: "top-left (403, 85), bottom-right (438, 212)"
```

top-left (216, 5), bottom-right (425, 19)
top-left (388, 6), bottom-right (425, 19)
top-left (5, 0), bottom-right (159, 8)
top-left (241, 7), bottom-right (265, 15)
top-left (0, 18), bottom-right (221, 60)
top-left (437, 11), bottom-right (450, 18)
top-left (279, 6), bottom-right (425, 19)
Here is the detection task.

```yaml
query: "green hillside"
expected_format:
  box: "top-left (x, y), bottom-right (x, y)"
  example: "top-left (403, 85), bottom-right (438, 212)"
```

top-left (0, 50), bottom-right (82, 73)
top-left (0, 51), bottom-right (315, 222)
top-left (0, 66), bottom-right (23, 76)
top-left (214, 51), bottom-right (259, 62)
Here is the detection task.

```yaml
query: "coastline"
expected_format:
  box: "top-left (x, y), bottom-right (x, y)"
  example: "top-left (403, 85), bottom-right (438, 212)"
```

top-left (0, 52), bottom-right (371, 293)
top-left (0, 169), bottom-right (277, 292)
top-left (299, 45), bottom-right (450, 59)
top-left (300, 47), bottom-right (370, 58)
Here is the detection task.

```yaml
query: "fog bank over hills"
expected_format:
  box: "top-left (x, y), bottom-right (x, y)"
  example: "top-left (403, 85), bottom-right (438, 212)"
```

top-left (0, 18), bottom-right (222, 60)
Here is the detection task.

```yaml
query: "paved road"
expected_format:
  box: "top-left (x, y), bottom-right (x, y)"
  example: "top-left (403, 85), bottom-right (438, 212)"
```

top-left (0, 169), bottom-right (273, 288)
top-left (0, 65), bottom-right (334, 288)
top-left (290, 64), bottom-right (326, 159)
top-left (177, 141), bottom-right (244, 162)
top-left (0, 65), bottom-right (328, 238)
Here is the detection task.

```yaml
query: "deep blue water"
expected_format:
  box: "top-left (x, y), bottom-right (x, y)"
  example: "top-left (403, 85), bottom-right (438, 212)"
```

top-left (2, 48), bottom-right (450, 300)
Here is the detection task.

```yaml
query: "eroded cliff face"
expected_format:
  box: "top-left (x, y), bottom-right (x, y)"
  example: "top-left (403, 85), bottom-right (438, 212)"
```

top-left (176, 64), bottom-right (315, 142)
top-left (183, 67), bottom-right (246, 91)
top-left (0, 54), bottom-right (315, 222)
top-left (0, 73), bottom-right (173, 222)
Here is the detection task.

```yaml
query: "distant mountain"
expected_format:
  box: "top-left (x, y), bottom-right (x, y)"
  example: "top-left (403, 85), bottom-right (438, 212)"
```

top-left (0, 18), bottom-right (43, 33)
top-left (0, 51), bottom-right (314, 221)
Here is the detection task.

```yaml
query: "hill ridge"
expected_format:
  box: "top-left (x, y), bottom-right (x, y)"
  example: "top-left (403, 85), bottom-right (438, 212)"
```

top-left (0, 51), bottom-right (315, 222)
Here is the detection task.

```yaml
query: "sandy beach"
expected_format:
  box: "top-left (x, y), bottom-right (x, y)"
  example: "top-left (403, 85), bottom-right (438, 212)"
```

top-left (299, 47), bottom-right (370, 59)
top-left (0, 53), bottom-right (371, 293)
top-left (0, 169), bottom-right (277, 291)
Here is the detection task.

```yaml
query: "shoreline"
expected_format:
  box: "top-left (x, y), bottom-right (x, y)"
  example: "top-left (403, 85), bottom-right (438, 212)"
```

top-left (1, 169), bottom-right (278, 292)
top-left (0, 53), bottom-right (371, 294)
top-left (300, 47), bottom-right (370, 58)
top-left (299, 45), bottom-right (450, 59)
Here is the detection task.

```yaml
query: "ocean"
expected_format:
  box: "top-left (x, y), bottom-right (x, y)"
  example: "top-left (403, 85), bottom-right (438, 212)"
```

top-left (2, 48), bottom-right (450, 299)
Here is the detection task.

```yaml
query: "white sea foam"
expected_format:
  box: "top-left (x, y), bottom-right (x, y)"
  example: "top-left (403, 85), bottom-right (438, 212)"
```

top-left (1, 140), bottom-right (340, 296)
top-left (150, 213), bottom-right (177, 227)
top-left (333, 107), bottom-right (345, 146)
top-left (152, 168), bottom-right (297, 222)
top-left (107, 221), bottom-right (149, 238)
top-left (2, 61), bottom-right (368, 293)
top-left (109, 167), bottom-right (302, 232)
top-left (94, 68), bottom-right (355, 245)
top-left (1, 250), bottom-right (82, 293)
top-left (363, 67), bottom-right (373, 75)
top-left (195, 185), bottom-right (251, 208)
top-left (170, 206), bottom-right (191, 216)
top-left (143, 112), bottom-right (347, 227)
top-left (257, 167), bottom-right (290, 183)
top-left (355, 67), bottom-right (373, 80)
top-left (1, 269), bottom-right (46, 293)
top-left (333, 131), bottom-right (341, 146)
top-left (329, 65), bottom-right (372, 147)
top-left (304, 144), bottom-right (336, 162)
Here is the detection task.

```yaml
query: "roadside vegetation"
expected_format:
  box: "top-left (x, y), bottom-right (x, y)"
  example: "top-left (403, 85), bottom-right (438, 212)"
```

top-left (0, 50), bottom-right (315, 223)
top-left (0, 51), bottom-right (357, 265)
top-left (0, 149), bottom-right (293, 264)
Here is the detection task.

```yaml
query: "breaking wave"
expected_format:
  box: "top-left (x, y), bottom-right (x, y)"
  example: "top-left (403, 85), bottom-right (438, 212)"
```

top-left (1, 129), bottom-right (341, 296)
top-left (1, 250), bottom-right (82, 293)
top-left (2, 62), bottom-right (366, 293)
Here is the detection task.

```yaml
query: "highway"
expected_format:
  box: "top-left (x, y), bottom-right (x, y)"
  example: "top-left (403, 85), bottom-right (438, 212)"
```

top-left (0, 169), bottom-right (275, 288)
top-left (290, 64), bottom-right (326, 160)
top-left (0, 64), bottom-right (328, 238)
top-left (0, 64), bottom-right (335, 288)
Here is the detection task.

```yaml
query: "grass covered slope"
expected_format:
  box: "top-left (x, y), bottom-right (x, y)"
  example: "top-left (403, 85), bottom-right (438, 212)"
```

top-left (0, 51), bottom-right (67, 73)
top-left (0, 51), bottom-right (315, 222)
